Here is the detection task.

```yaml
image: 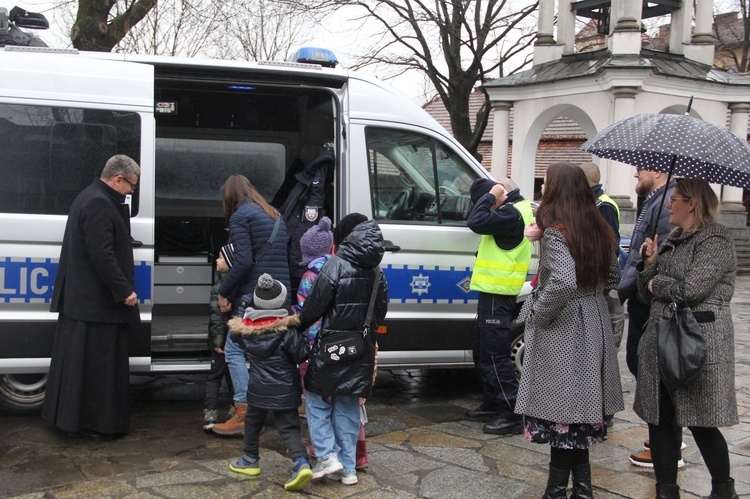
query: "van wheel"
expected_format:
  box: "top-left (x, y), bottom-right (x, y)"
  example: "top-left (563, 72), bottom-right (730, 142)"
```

top-left (0, 373), bottom-right (47, 415)
top-left (509, 320), bottom-right (525, 380)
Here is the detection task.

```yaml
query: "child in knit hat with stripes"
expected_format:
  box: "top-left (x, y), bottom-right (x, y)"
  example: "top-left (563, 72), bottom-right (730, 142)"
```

top-left (203, 243), bottom-right (236, 431)
top-left (227, 273), bottom-right (312, 492)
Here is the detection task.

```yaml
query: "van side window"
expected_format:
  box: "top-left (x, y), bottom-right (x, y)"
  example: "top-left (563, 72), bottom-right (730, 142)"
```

top-left (0, 104), bottom-right (141, 215)
top-left (366, 128), bottom-right (476, 225)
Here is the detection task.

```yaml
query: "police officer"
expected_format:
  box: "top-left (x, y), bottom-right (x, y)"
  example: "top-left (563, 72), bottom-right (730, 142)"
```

top-left (464, 177), bottom-right (533, 435)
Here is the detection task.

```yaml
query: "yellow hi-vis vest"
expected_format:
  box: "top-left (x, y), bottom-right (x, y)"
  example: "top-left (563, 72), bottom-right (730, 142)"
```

top-left (597, 193), bottom-right (620, 221)
top-left (470, 198), bottom-right (534, 295)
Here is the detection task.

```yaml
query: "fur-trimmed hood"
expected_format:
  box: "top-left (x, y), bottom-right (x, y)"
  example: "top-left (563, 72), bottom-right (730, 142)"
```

top-left (228, 313), bottom-right (301, 336)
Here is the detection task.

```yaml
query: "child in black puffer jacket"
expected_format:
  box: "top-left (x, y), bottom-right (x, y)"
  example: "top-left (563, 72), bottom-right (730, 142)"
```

top-left (226, 273), bottom-right (312, 492)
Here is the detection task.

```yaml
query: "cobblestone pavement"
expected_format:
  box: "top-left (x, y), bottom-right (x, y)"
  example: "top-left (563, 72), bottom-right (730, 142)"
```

top-left (2, 277), bottom-right (749, 498)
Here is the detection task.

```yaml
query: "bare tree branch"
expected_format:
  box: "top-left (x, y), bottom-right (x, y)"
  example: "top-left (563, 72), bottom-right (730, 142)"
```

top-left (322, 0), bottom-right (537, 159)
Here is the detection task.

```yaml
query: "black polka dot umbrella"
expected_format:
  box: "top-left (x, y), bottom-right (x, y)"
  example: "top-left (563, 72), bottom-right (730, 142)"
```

top-left (580, 113), bottom-right (750, 188)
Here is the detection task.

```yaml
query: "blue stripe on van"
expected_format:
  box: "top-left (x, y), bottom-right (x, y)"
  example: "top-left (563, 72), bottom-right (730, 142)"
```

top-left (0, 258), bottom-right (152, 303)
top-left (382, 264), bottom-right (478, 304)
top-left (381, 264), bottom-right (536, 304)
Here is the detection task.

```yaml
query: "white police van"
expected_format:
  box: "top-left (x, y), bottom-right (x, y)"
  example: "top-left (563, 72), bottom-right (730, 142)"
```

top-left (0, 43), bottom-right (547, 415)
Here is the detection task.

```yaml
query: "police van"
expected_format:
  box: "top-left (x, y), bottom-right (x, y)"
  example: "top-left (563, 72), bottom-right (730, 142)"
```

top-left (0, 43), bottom-right (550, 415)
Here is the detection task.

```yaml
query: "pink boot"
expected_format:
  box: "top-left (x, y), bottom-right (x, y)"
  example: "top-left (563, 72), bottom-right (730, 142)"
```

top-left (355, 425), bottom-right (368, 470)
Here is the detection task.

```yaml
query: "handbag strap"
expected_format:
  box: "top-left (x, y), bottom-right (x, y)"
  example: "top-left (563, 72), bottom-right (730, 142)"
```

top-left (252, 213), bottom-right (281, 264)
top-left (363, 266), bottom-right (381, 336)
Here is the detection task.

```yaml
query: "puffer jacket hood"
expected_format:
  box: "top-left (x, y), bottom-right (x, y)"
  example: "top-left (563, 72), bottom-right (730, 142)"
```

top-left (335, 219), bottom-right (384, 270)
top-left (228, 312), bottom-right (309, 411)
top-left (228, 313), bottom-right (300, 337)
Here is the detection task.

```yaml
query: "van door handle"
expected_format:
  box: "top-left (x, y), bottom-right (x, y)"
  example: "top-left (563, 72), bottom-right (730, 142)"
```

top-left (383, 240), bottom-right (401, 252)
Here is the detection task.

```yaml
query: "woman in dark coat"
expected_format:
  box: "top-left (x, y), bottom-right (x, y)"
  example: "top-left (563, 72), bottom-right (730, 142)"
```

top-left (42, 155), bottom-right (141, 438)
top-left (212, 174), bottom-right (291, 436)
top-left (299, 214), bottom-right (388, 485)
top-left (637, 179), bottom-right (738, 499)
top-left (515, 163), bottom-right (623, 499)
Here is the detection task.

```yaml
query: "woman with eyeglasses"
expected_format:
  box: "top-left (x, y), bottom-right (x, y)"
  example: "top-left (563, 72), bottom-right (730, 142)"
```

top-left (638, 179), bottom-right (738, 499)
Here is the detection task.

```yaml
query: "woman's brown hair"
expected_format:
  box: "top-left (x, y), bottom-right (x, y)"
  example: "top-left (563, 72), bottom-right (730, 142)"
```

top-left (535, 162), bottom-right (617, 291)
top-left (220, 174), bottom-right (278, 224)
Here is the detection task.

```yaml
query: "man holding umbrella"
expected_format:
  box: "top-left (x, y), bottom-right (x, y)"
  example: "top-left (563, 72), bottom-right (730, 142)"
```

top-left (617, 168), bottom-right (680, 468)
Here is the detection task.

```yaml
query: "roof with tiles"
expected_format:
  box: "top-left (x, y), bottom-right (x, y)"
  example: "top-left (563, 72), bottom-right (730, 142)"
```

top-left (423, 89), bottom-right (588, 144)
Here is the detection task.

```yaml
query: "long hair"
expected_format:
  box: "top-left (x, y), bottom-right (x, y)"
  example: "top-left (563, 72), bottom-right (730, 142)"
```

top-left (674, 179), bottom-right (719, 232)
top-left (536, 162), bottom-right (616, 291)
top-left (220, 174), bottom-right (278, 225)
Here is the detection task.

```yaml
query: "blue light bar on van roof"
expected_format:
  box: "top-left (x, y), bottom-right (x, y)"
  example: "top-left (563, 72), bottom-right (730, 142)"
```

top-left (228, 85), bottom-right (255, 91)
top-left (287, 47), bottom-right (338, 68)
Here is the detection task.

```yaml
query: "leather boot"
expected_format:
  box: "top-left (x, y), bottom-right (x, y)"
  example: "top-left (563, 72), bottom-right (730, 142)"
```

top-left (212, 402), bottom-right (246, 436)
top-left (542, 465), bottom-right (570, 499)
top-left (570, 463), bottom-right (593, 499)
top-left (708, 478), bottom-right (739, 499)
top-left (656, 483), bottom-right (680, 499)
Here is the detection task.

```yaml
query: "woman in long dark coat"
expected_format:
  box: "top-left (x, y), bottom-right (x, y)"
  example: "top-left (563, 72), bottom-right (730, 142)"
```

top-left (637, 179), bottom-right (738, 499)
top-left (515, 163), bottom-right (623, 499)
top-left (42, 155), bottom-right (141, 438)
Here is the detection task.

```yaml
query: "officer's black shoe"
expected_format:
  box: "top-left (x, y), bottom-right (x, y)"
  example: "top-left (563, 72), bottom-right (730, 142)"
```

top-left (464, 406), bottom-right (501, 422)
top-left (483, 415), bottom-right (523, 435)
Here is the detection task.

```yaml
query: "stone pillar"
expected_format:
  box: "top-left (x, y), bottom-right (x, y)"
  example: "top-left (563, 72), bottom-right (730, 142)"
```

top-left (692, 0), bottom-right (715, 44)
top-left (533, 0), bottom-right (562, 64)
top-left (490, 102), bottom-right (512, 180)
top-left (609, 0), bottom-right (642, 55)
top-left (604, 87), bottom-right (638, 212)
top-left (557, 0), bottom-right (576, 55)
top-left (723, 103), bottom-right (750, 213)
top-left (668, 0), bottom-right (693, 55)
top-left (536, 0), bottom-right (555, 45)
top-left (684, 0), bottom-right (715, 65)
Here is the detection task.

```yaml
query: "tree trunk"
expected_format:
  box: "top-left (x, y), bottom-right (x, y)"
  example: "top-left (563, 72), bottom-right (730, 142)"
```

top-left (71, 0), bottom-right (157, 52)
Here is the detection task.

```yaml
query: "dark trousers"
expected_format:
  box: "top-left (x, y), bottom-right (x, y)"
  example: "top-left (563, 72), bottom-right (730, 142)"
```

top-left (473, 292), bottom-right (518, 415)
top-left (625, 297), bottom-right (651, 377)
top-left (243, 406), bottom-right (307, 461)
top-left (649, 383), bottom-right (731, 485)
top-left (204, 349), bottom-right (233, 410)
top-left (627, 297), bottom-right (683, 450)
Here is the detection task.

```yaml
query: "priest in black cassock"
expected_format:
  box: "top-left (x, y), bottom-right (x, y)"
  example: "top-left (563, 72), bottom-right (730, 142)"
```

top-left (42, 154), bottom-right (141, 439)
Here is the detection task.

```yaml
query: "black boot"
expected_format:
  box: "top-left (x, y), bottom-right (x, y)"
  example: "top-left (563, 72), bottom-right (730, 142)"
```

top-left (709, 478), bottom-right (739, 499)
top-left (570, 463), bottom-right (593, 499)
top-left (656, 483), bottom-right (680, 499)
top-left (542, 465), bottom-right (570, 499)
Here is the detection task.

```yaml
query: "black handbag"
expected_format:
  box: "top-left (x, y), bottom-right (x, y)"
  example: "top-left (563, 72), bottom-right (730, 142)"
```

top-left (319, 269), bottom-right (380, 365)
top-left (655, 284), bottom-right (707, 390)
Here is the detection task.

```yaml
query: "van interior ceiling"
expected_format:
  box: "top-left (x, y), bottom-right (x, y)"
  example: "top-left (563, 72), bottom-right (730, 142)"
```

top-left (151, 75), bottom-right (336, 355)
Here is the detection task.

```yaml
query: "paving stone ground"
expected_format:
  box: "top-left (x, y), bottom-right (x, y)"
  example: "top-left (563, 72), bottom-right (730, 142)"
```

top-left (2, 277), bottom-right (749, 498)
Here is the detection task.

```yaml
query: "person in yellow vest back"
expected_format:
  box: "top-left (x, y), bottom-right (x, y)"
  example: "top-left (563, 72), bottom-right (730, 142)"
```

top-left (580, 162), bottom-right (620, 246)
top-left (464, 177), bottom-right (533, 435)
